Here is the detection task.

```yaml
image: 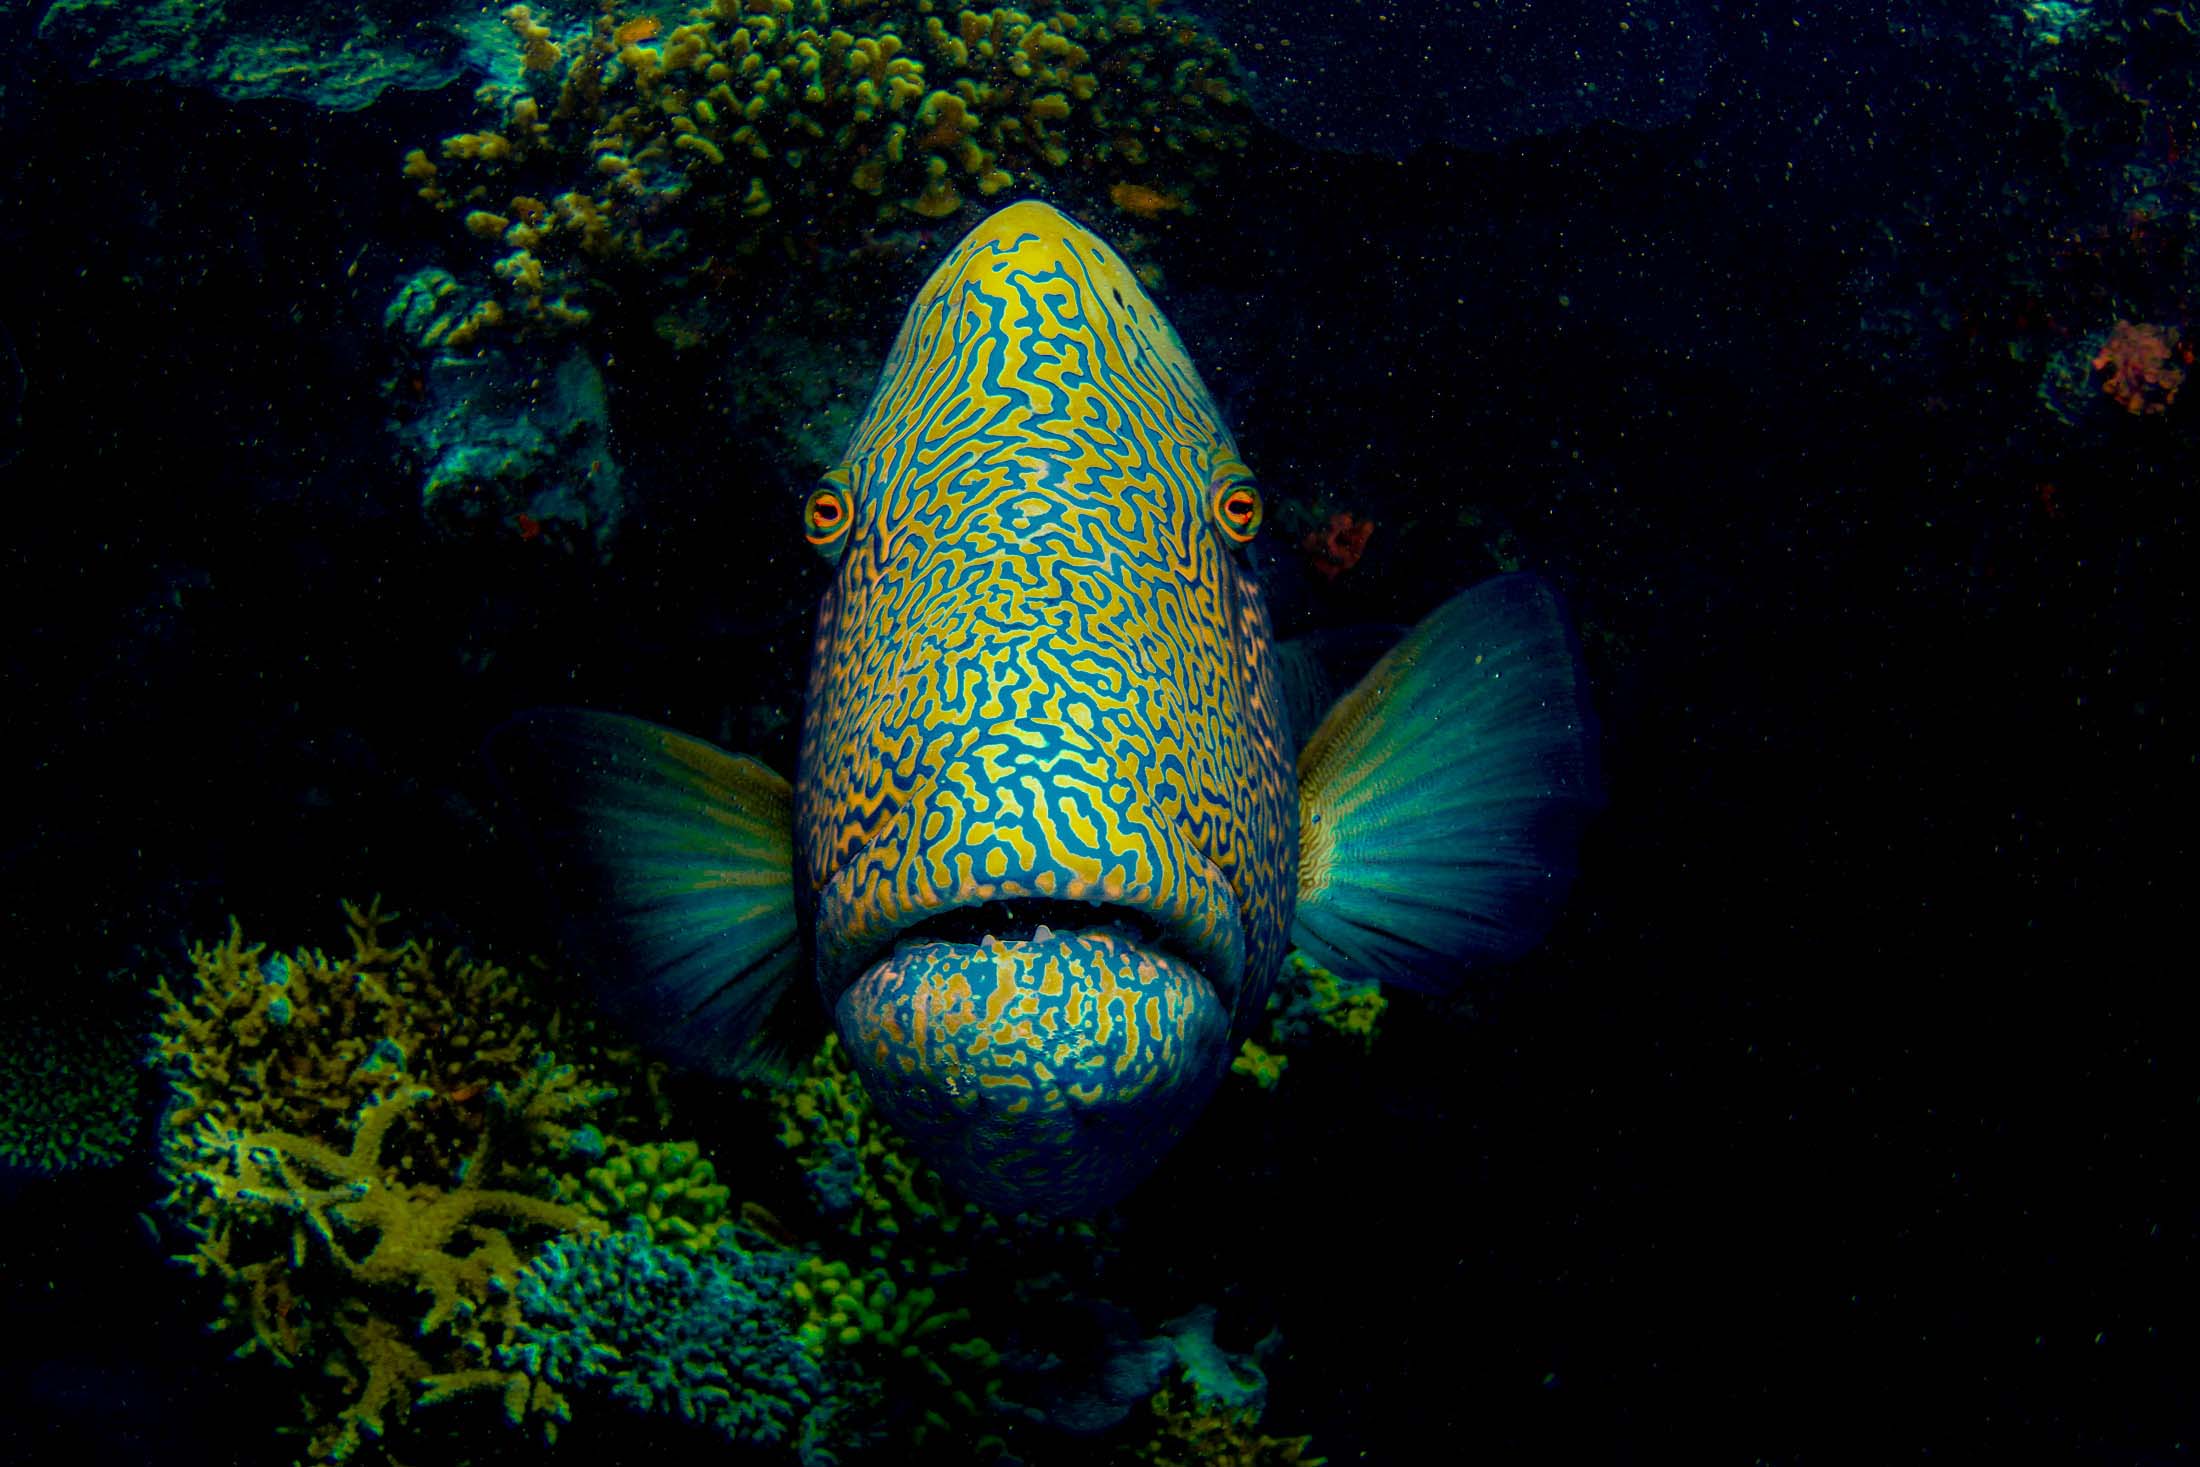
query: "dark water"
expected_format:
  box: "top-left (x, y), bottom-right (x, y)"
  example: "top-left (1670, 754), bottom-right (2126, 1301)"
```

top-left (2, 2), bottom-right (2192, 1464)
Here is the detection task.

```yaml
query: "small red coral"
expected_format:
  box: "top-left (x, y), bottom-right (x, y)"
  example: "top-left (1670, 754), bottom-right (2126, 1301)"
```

top-left (2091, 320), bottom-right (2189, 416)
top-left (1302, 511), bottom-right (1373, 582)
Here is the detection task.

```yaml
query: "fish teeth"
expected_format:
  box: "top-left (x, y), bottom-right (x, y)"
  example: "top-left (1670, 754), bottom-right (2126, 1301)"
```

top-left (1032, 923), bottom-right (1055, 942)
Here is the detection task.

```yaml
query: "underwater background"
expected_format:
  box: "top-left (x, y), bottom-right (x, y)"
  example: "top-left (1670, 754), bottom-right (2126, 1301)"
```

top-left (0, 1), bottom-right (2192, 1462)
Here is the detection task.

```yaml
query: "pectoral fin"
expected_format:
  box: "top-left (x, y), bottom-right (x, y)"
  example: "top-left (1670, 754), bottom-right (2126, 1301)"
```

top-left (1292, 575), bottom-right (1601, 992)
top-left (487, 708), bottom-right (817, 1081)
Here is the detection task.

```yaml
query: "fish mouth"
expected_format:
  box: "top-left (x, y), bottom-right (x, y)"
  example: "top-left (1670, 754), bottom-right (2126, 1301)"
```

top-left (824, 904), bottom-right (1238, 1217)
top-left (811, 787), bottom-right (1248, 1214)
top-left (813, 811), bottom-right (1248, 1020)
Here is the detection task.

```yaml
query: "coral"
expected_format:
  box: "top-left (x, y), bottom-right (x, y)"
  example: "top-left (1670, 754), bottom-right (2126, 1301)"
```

top-left (149, 901), bottom-right (657, 1461)
top-left (767, 1033), bottom-right (1039, 1455)
top-left (1301, 511), bottom-right (1374, 582)
top-left (769, 1031), bottom-right (980, 1253)
top-left (383, 270), bottom-right (626, 556)
top-left (32, 0), bottom-right (540, 110)
top-left (2091, 319), bottom-right (2189, 416)
top-left (558, 1137), bottom-right (738, 1250)
top-left (1130, 1387), bottom-right (1324, 1467)
top-left (1238, 953), bottom-right (1386, 1079)
top-left (1228, 1040), bottom-right (1286, 1090)
top-left (1125, 1312), bottom-right (1316, 1465)
top-left (499, 1220), bottom-right (836, 1448)
top-left (1155, 1306), bottom-right (1267, 1414)
top-left (408, 0), bottom-right (1252, 341)
top-left (0, 986), bottom-right (142, 1172)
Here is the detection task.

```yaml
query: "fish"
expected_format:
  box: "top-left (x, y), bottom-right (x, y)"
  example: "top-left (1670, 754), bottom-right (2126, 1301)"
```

top-left (493, 200), bottom-right (1600, 1217)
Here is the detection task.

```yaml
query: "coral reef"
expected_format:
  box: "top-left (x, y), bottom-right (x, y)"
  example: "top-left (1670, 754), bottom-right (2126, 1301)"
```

top-left (557, 1137), bottom-right (738, 1250)
top-left (2090, 319), bottom-right (2188, 416)
top-left (384, 268), bottom-right (627, 557)
top-left (766, 1033), bottom-right (1013, 1453)
top-left (407, 0), bottom-right (1251, 342)
top-left (148, 906), bottom-right (1319, 1464)
top-left (32, 0), bottom-right (574, 110)
top-left (1130, 1386), bottom-right (1324, 1467)
top-left (0, 983), bottom-right (143, 1172)
top-left (499, 1219), bottom-right (838, 1451)
top-left (1233, 952), bottom-right (1386, 1090)
top-left (149, 901), bottom-right (661, 1461)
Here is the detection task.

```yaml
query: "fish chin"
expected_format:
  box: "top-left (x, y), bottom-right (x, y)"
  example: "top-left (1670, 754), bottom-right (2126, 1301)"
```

top-left (833, 925), bottom-right (1231, 1216)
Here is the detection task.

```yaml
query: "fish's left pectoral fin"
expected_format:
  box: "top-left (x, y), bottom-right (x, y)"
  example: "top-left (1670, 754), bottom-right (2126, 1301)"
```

top-left (487, 708), bottom-right (817, 1082)
top-left (1292, 574), bottom-right (1602, 993)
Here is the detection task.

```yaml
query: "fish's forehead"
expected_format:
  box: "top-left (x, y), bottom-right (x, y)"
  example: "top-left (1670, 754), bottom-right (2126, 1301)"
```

top-left (843, 200), bottom-right (1232, 470)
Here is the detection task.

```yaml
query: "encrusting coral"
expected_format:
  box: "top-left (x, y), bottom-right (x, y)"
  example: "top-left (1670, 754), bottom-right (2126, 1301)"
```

top-left (0, 982), bottom-right (143, 1172)
top-left (404, 0), bottom-right (1252, 342)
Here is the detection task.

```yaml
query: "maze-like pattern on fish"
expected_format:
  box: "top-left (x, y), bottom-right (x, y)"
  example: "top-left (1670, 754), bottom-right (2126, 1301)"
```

top-left (798, 202), bottom-right (1298, 1050)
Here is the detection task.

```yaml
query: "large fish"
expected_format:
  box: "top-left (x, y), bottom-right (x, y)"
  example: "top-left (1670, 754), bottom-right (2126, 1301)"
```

top-left (496, 201), bottom-right (1599, 1217)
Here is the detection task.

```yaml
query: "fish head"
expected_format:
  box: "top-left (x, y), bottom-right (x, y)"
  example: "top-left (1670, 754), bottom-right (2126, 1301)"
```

top-left (795, 201), bottom-right (1298, 1215)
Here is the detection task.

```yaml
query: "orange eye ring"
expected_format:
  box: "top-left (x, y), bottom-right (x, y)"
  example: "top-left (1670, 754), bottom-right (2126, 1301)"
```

top-left (1211, 478), bottom-right (1263, 544)
top-left (804, 482), bottom-right (852, 559)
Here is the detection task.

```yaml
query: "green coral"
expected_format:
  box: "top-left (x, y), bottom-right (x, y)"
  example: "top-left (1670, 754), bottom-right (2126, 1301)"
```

top-left (0, 993), bottom-right (142, 1171)
top-left (406, 0), bottom-right (1252, 342)
top-left (767, 1033), bottom-right (1026, 1454)
top-left (558, 1137), bottom-right (738, 1250)
top-left (1129, 1387), bottom-right (1326, 1467)
top-left (1228, 1039), bottom-right (1286, 1090)
top-left (149, 901), bottom-right (658, 1463)
top-left (1232, 953), bottom-right (1386, 1090)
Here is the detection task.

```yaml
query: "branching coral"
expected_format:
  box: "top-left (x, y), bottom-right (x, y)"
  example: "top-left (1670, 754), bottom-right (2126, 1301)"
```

top-left (150, 901), bottom-right (660, 1462)
top-left (405, 0), bottom-right (1251, 342)
top-left (499, 1220), bottom-right (836, 1449)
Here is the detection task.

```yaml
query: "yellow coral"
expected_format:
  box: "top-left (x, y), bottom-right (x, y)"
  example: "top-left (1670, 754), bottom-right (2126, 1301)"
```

top-left (150, 903), bottom-right (657, 1462)
top-left (1136, 1387), bottom-right (1326, 1467)
top-left (408, 0), bottom-right (1252, 343)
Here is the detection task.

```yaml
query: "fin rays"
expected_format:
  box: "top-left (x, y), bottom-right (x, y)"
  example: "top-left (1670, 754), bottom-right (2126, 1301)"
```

top-left (489, 709), bottom-right (816, 1080)
top-left (1293, 575), bottom-right (1600, 992)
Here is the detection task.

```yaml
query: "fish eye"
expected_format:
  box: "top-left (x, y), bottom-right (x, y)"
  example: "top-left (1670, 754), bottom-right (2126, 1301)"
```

top-left (804, 480), bottom-right (853, 560)
top-left (1210, 477), bottom-right (1263, 544)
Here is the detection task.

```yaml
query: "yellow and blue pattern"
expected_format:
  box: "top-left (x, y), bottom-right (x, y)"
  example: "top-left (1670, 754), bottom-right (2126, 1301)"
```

top-left (798, 203), bottom-right (1296, 1209)
top-left (493, 201), bottom-right (1599, 1217)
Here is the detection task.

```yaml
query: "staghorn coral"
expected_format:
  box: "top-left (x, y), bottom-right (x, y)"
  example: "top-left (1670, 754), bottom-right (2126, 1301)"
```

top-left (150, 901), bottom-right (661, 1462)
top-left (405, 0), bottom-right (1251, 342)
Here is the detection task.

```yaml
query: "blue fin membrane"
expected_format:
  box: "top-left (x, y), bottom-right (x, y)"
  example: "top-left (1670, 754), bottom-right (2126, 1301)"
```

top-left (487, 709), bottom-right (814, 1081)
top-left (1292, 575), bottom-right (1600, 992)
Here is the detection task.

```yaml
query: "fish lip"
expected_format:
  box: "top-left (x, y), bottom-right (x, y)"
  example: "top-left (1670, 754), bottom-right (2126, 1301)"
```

top-left (814, 807), bottom-right (1246, 1019)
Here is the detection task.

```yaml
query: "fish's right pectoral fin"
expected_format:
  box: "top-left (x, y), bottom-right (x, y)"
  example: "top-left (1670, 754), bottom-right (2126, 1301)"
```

top-left (487, 708), bottom-right (818, 1082)
top-left (1292, 574), bottom-right (1602, 993)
